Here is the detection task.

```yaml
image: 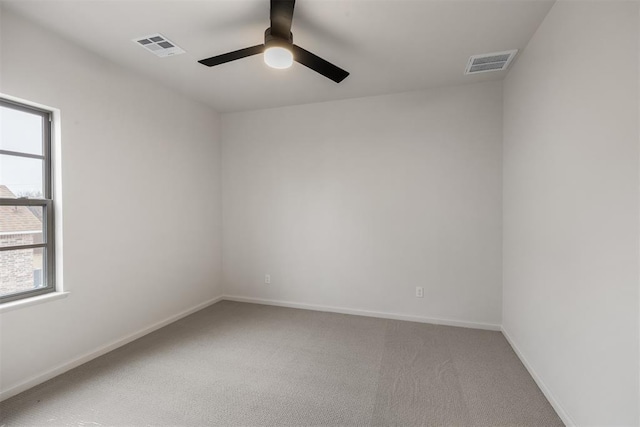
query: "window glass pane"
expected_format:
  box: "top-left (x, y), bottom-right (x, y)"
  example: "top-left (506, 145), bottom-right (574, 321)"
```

top-left (0, 247), bottom-right (45, 297)
top-left (0, 205), bottom-right (44, 247)
top-left (0, 154), bottom-right (44, 198)
top-left (0, 105), bottom-right (44, 155)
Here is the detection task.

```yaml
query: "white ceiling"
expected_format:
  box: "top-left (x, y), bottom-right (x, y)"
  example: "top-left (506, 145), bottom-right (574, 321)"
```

top-left (3, 0), bottom-right (554, 113)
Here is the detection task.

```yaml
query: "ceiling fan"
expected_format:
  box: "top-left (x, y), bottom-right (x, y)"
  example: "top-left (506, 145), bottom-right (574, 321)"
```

top-left (198, 0), bottom-right (349, 83)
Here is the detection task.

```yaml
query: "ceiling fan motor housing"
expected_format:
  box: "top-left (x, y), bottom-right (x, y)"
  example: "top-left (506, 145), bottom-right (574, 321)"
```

top-left (264, 28), bottom-right (293, 48)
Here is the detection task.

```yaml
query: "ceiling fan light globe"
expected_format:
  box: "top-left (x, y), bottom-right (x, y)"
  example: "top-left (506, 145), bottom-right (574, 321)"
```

top-left (264, 46), bottom-right (293, 69)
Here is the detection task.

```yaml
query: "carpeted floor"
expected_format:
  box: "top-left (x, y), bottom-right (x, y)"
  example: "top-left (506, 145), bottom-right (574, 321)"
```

top-left (0, 301), bottom-right (563, 426)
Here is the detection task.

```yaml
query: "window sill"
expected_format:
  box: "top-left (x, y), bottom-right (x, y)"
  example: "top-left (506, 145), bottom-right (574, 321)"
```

top-left (0, 291), bottom-right (70, 314)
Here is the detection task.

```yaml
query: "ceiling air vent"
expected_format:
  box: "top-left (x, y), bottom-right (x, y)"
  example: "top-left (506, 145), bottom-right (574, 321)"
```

top-left (133, 33), bottom-right (185, 57)
top-left (465, 50), bottom-right (517, 74)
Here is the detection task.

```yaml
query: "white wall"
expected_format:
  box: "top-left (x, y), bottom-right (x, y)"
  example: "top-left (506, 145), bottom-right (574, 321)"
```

top-left (221, 82), bottom-right (503, 328)
top-left (0, 8), bottom-right (222, 396)
top-left (502, 1), bottom-right (639, 425)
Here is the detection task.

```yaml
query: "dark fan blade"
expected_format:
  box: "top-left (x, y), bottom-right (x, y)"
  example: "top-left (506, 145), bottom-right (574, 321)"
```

top-left (198, 45), bottom-right (265, 67)
top-left (292, 45), bottom-right (349, 83)
top-left (270, 0), bottom-right (295, 39)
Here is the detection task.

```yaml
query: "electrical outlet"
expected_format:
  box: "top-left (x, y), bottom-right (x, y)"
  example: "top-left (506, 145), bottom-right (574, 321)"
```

top-left (265, 274), bottom-right (271, 284)
top-left (416, 286), bottom-right (424, 298)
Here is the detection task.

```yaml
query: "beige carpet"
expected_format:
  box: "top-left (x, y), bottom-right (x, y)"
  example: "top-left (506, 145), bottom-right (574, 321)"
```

top-left (0, 301), bottom-right (563, 426)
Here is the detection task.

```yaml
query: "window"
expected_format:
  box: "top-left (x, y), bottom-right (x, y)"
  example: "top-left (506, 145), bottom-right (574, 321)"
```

top-left (0, 98), bottom-right (55, 303)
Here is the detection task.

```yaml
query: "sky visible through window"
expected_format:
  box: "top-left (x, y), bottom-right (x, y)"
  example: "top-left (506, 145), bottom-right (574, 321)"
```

top-left (0, 106), bottom-right (44, 197)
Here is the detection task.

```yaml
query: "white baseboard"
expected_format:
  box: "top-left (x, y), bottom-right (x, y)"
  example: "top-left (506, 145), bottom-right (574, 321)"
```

top-left (222, 295), bottom-right (501, 331)
top-left (501, 327), bottom-right (575, 426)
top-left (0, 295), bottom-right (224, 402)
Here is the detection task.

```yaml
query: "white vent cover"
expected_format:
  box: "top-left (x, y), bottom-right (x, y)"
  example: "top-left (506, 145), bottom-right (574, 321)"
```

top-left (133, 33), bottom-right (185, 57)
top-left (465, 49), bottom-right (517, 74)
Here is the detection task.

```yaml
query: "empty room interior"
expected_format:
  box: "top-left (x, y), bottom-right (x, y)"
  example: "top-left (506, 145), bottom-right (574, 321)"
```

top-left (0, 0), bottom-right (638, 425)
